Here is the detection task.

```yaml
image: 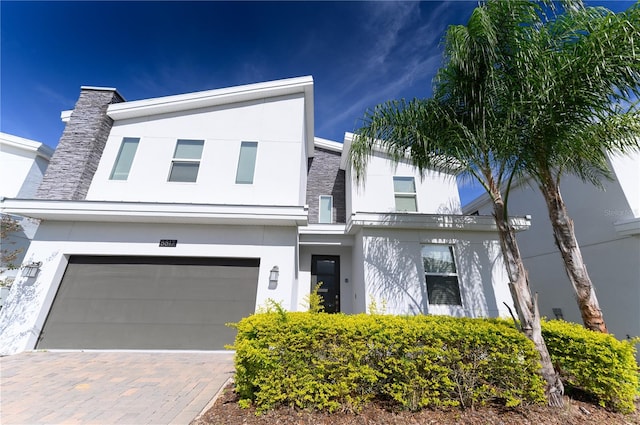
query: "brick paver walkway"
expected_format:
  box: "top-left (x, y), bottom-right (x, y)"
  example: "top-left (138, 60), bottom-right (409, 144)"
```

top-left (0, 351), bottom-right (234, 425)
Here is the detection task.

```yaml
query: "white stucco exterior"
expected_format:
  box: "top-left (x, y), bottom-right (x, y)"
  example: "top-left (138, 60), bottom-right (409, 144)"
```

top-left (345, 213), bottom-right (521, 318)
top-left (463, 152), bottom-right (640, 353)
top-left (0, 76), bottom-right (523, 354)
top-left (341, 133), bottom-right (462, 216)
top-left (86, 94), bottom-right (308, 206)
top-left (0, 132), bottom-right (53, 200)
top-left (356, 228), bottom-right (511, 317)
top-left (0, 133), bottom-right (52, 286)
top-left (0, 220), bottom-right (300, 354)
top-left (346, 153), bottom-right (461, 215)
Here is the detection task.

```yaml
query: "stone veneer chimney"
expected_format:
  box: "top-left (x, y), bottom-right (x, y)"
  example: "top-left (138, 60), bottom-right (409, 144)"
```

top-left (306, 147), bottom-right (346, 223)
top-left (36, 87), bottom-right (125, 200)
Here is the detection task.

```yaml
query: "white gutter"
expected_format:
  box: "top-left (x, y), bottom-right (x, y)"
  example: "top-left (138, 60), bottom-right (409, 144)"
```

top-left (106, 76), bottom-right (314, 121)
top-left (346, 211), bottom-right (530, 234)
top-left (614, 217), bottom-right (640, 237)
top-left (0, 133), bottom-right (54, 159)
top-left (0, 199), bottom-right (308, 227)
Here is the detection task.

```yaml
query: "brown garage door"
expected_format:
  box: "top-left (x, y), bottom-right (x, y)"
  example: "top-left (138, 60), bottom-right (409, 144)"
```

top-left (37, 256), bottom-right (259, 350)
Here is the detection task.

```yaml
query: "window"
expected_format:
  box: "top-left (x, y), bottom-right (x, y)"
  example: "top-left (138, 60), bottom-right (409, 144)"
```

top-left (110, 137), bottom-right (139, 180)
top-left (319, 195), bottom-right (333, 224)
top-left (235, 141), bottom-right (258, 184)
top-left (422, 244), bottom-right (462, 305)
top-left (393, 176), bottom-right (417, 212)
top-left (168, 139), bottom-right (204, 182)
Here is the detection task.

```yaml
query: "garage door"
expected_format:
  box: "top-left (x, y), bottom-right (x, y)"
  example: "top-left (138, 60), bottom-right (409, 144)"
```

top-left (36, 256), bottom-right (259, 350)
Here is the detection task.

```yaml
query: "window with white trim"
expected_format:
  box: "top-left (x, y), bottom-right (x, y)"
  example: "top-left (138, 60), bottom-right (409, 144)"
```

top-left (110, 137), bottom-right (139, 180)
top-left (422, 244), bottom-right (462, 305)
top-left (393, 176), bottom-right (417, 212)
top-left (168, 139), bottom-right (204, 182)
top-left (319, 195), bottom-right (333, 224)
top-left (235, 141), bottom-right (258, 184)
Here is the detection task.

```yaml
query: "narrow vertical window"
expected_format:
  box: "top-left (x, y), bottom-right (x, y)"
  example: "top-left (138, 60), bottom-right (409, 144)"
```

top-left (235, 141), bottom-right (258, 184)
top-left (319, 195), bottom-right (333, 224)
top-left (422, 244), bottom-right (462, 305)
top-left (110, 137), bottom-right (139, 180)
top-left (393, 176), bottom-right (417, 212)
top-left (168, 139), bottom-right (204, 182)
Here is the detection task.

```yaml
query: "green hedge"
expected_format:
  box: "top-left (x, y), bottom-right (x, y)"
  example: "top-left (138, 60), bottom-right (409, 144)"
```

top-left (231, 312), bottom-right (545, 413)
top-left (541, 319), bottom-right (638, 413)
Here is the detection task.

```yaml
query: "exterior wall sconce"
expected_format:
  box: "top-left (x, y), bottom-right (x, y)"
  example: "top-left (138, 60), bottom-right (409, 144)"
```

top-left (268, 266), bottom-right (279, 289)
top-left (552, 308), bottom-right (564, 320)
top-left (23, 261), bottom-right (42, 278)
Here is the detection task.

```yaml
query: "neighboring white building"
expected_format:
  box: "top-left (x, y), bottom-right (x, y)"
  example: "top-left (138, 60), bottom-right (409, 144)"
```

top-left (0, 132), bottom-right (53, 294)
top-left (0, 76), bottom-right (525, 354)
top-left (463, 152), bottom-right (640, 350)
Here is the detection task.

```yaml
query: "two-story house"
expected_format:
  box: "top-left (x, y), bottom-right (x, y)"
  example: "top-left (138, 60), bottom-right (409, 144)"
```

top-left (464, 151), bottom-right (640, 352)
top-left (0, 76), bottom-right (524, 354)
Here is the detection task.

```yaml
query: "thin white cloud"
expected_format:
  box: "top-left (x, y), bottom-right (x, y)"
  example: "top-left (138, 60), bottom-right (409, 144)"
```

top-left (317, 1), bottom-right (469, 139)
top-left (363, 2), bottom-right (421, 70)
top-left (358, 1), bottom-right (457, 78)
top-left (34, 84), bottom-right (76, 108)
top-left (126, 60), bottom-right (226, 100)
top-left (318, 52), bottom-right (442, 137)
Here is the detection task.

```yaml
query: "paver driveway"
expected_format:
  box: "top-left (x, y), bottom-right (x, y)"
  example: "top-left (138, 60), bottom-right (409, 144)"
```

top-left (0, 351), bottom-right (234, 425)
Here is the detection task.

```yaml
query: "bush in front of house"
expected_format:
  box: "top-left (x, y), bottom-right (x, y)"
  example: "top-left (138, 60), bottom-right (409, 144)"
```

top-left (230, 312), bottom-right (546, 413)
top-left (541, 319), bottom-right (639, 413)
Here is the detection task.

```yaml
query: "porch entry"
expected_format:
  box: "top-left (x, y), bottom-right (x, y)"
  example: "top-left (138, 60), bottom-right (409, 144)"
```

top-left (311, 255), bottom-right (340, 313)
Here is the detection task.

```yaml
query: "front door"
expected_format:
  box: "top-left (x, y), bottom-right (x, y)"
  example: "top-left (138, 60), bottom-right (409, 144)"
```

top-left (311, 255), bottom-right (340, 313)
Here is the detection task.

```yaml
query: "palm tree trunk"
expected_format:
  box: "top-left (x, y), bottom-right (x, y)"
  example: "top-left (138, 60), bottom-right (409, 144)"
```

top-left (539, 175), bottom-right (608, 333)
top-left (492, 190), bottom-right (564, 407)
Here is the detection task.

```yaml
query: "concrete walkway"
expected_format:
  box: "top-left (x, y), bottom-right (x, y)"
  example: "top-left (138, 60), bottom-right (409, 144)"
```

top-left (0, 351), bottom-right (234, 425)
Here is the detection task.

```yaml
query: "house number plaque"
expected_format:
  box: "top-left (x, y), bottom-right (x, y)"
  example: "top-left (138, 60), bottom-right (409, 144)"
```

top-left (159, 239), bottom-right (178, 247)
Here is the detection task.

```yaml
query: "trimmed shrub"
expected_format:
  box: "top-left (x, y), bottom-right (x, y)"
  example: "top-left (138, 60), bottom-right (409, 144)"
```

top-left (541, 319), bottom-right (639, 413)
top-left (231, 313), bottom-right (545, 413)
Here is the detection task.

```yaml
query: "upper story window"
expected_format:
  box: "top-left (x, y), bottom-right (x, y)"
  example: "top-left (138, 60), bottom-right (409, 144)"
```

top-left (319, 195), bottom-right (333, 224)
top-left (393, 176), bottom-right (417, 212)
top-left (422, 244), bottom-right (462, 306)
top-left (168, 139), bottom-right (204, 182)
top-left (109, 137), bottom-right (140, 180)
top-left (235, 141), bottom-right (258, 184)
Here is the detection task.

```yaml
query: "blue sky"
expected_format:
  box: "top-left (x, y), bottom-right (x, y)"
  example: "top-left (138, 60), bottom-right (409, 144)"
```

top-left (1, 1), bottom-right (634, 204)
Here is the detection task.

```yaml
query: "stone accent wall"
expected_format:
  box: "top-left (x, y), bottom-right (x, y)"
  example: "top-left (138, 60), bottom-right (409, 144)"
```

top-left (36, 87), bottom-right (124, 200)
top-left (306, 147), bottom-right (346, 224)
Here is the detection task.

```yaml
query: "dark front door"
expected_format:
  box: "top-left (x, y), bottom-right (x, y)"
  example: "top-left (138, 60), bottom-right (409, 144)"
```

top-left (311, 255), bottom-right (340, 313)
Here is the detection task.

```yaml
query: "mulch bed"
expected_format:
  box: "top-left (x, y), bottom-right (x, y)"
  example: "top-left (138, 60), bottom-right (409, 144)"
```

top-left (192, 382), bottom-right (640, 425)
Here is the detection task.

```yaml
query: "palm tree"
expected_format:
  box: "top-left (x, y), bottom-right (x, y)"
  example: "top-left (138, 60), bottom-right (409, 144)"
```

top-left (350, 0), bottom-right (565, 406)
top-left (506, 2), bottom-right (640, 333)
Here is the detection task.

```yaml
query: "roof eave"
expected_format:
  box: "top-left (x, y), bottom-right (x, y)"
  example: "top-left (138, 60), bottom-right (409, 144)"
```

top-left (346, 211), bottom-right (531, 234)
top-left (106, 76), bottom-right (314, 122)
top-left (0, 198), bottom-right (309, 227)
top-left (0, 132), bottom-right (54, 159)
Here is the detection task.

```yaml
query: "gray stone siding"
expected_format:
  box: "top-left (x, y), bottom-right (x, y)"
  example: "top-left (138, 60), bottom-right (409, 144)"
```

top-left (36, 88), bottom-right (124, 200)
top-left (306, 147), bottom-right (346, 224)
